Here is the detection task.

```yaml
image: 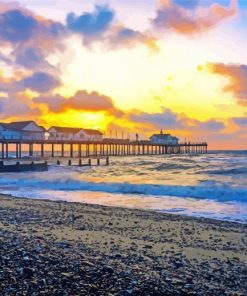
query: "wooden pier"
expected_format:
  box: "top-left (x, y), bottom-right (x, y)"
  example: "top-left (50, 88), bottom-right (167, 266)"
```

top-left (0, 140), bottom-right (207, 159)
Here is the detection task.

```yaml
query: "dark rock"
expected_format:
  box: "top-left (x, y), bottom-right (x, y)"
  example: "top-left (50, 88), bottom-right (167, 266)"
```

top-left (23, 267), bottom-right (34, 278)
top-left (101, 265), bottom-right (114, 274)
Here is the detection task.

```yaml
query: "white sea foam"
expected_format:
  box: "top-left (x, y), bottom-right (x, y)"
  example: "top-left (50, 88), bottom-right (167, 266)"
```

top-left (0, 170), bottom-right (246, 202)
top-left (0, 151), bottom-right (247, 222)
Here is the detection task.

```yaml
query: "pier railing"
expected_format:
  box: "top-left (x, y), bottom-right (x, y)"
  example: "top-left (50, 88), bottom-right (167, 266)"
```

top-left (0, 139), bottom-right (208, 159)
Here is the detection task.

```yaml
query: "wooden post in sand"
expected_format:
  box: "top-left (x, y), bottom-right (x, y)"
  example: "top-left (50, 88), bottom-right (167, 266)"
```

top-left (70, 144), bottom-right (73, 158)
top-left (1, 143), bottom-right (4, 159)
top-left (29, 143), bottom-right (33, 157)
top-left (61, 143), bottom-right (64, 157)
top-left (41, 143), bottom-right (44, 157)
top-left (16, 143), bottom-right (19, 159)
top-left (51, 143), bottom-right (54, 157)
top-left (19, 143), bottom-right (22, 158)
top-left (85, 144), bottom-right (88, 157)
top-left (6, 143), bottom-right (9, 159)
top-left (78, 144), bottom-right (82, 158)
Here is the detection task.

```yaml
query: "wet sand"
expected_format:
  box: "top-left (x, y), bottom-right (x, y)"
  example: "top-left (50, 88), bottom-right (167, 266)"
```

top-left (0, 193), bottom-right (246, 295)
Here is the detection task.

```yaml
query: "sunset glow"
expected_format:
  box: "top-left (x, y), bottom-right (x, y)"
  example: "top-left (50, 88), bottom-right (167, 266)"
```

top-left (0, 0), bottom-right (247, 149)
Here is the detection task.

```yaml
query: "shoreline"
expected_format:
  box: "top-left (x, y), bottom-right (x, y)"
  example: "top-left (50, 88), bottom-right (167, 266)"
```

top-left (2, 192), bottom-right (247, 226)
top-left (1, 193), bottom-right (247, 295)
top-left (2, 189), bottom-right (247, 225)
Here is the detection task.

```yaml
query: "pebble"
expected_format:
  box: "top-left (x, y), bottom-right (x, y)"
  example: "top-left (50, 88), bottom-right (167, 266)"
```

top-left (0, 197), bottom-right (247, 296)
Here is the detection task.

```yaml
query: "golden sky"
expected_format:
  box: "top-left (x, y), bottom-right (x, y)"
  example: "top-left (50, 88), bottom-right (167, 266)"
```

top-left (0, 0), bottom-right (247, 149)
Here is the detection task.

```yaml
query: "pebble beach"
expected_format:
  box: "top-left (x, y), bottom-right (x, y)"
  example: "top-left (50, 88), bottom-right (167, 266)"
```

top-left (0, 194), bottom-right (247, 295)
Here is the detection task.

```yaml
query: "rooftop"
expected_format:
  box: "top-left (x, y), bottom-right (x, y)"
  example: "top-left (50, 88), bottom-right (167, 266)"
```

top-left (0, 121), bottom-right (46, 131)
top-left (150, 130), bottom-right (178, 140)
top-left (49, 126), bottom-right (103, 135)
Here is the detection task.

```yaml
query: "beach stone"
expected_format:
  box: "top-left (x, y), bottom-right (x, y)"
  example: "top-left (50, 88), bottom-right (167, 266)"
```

top-left (184, 283), bottom-right (195, 289)
top-left (81, 260), bottom-right (94, 267)
top-left (23, 267), bottom-right (34, 278)
top-left (174, 260), bottom-right (183, 268)
top-left (101, 265), bottom-right (114, 274)
top-left (1, 196), bottom-right (247, 296)
top-left (113, 253), bottom-right (122, 259)
top-left (124, 288), bottom-right (133, 295)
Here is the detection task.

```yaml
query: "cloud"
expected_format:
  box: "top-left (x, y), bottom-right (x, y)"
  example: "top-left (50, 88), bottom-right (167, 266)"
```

top-left (197, 119), bottom-right (225, 131)
top-left (0, 9), bottom-right (37, 43)
top-left (0, 6), bottom-right (65, 46)
top-left (0, 2), bottom-right (154, 54)
top-left (0, 3), bottom-right (66, 72)
top-left (130, 108), bottom-right (225, 132)
top-left (66, 4), bottom-right (157, 50)
top-left (0, 1), bottom-right (22, 13)
top-left (67, 6), bottom-right (114, 37)
top-left (33, 94), bottom-right (65, 113)
top-left (0, 70), bottom-right (61, 94)
top-left (152, 0), bottom-right (238, 34)
top-left (0, 71), bottom-right (22, 93)
top-left (204, 62), bottom-right (247, 105)
top-left (34, 90), bottom-right (123, 116)
top-left (20, 72), bottom-right (61, 93)
top-left (15, 47), bottom-right (54, 71)
top-left (0, 93), bottom-right (41, 119)
top-left (109, 27), bottom-right (157, 50)
top-left (130, 109), bottom-right (184, 128)
top-left (233, 117), bottom-right (247, 126)
top-left (173, 0), bottom-right (199, 9)
top-left (67, 90), bottom-right (115, 111)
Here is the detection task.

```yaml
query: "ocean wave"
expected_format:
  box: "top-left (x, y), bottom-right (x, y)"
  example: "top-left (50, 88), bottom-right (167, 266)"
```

top-left (205, 167), bottom-right (247, 175)
top-left (0, 172), bottom-right (247, 203)
top-left (153, 163), bottom-right (203, 171)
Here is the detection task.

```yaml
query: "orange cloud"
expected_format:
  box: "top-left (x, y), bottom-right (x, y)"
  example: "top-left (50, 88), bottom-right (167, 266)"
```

top-left (0, 1), bottom-right (23, 14)
top-left (153, 0), bottom-right (238, 34)
top-left (203, 62), bottom-right (247, 106)
top-left (34, 90), bottom-right (123, 117)
top-left (0, 92), bottom-right (41, 120)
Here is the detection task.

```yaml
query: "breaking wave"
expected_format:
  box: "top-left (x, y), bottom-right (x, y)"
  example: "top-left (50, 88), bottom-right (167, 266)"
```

top-left (0, 171), bottom-right (247, 203)
top-left (1, 151), bottom-right (247, 222)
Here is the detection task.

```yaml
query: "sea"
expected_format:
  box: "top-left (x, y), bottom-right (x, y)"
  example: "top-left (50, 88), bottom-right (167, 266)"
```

top-left (0, 150), bottom-right (247, 223)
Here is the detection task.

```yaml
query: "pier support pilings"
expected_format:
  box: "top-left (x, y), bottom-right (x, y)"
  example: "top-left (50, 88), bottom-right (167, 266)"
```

top-left (0, 140), bottom-right (208, 159)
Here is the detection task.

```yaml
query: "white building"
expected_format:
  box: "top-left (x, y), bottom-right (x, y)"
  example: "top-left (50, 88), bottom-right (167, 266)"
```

top-left (83, 129), bottom-right (104, 141)
top-left (0, 121), bottom-right (46, 140)
top-left (150, 130), bottom-right (179, 145)
top-left (48, 126), bottom-right (103, 141)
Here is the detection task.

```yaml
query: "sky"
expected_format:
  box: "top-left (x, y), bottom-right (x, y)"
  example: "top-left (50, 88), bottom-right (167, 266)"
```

top-left (0, 0), bottom-right (247, 149)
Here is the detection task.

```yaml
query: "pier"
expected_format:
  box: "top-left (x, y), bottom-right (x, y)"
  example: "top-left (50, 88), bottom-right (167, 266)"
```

top-left (0, 140), bottom-right (207, 159)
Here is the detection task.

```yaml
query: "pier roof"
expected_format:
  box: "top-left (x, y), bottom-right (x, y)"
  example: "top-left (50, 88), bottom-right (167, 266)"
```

top-left (150, 133), bottom-right (178, 139)
top-left (49, 126), bottom-right (102, 135)
top-left (49, 126), bottom-right (83, 133)
top-left (1, 121), bottom-right (46, 131)
top-left (84, 129), bottom-right (103, 135)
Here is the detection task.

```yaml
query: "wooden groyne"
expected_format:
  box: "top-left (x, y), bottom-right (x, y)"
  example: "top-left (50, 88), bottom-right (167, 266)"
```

top-left (0, 161), bottom-right (48, 173)
top-left (0, 157), bottom-right (109, 173)
top-left (58, 157), bottom-right (109, 167)
top-left (0, 140), bottom-right (208, 159)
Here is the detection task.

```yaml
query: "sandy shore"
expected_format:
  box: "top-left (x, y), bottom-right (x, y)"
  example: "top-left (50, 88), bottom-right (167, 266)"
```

top-left (0, 194), bottom-right (246, 295)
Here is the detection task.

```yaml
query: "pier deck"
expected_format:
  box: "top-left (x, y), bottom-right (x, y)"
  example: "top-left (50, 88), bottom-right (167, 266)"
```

top-left (0, 139), bottom-right (207, 159)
